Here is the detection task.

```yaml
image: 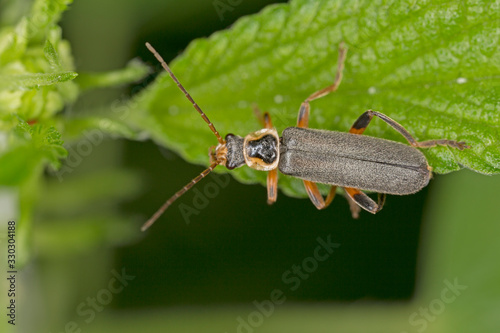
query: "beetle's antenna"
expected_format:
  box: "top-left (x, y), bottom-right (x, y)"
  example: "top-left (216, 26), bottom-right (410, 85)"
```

top-left (141, 162), bottom-right (219, 231)
top-left (145, 42), bottom-right (224, 144)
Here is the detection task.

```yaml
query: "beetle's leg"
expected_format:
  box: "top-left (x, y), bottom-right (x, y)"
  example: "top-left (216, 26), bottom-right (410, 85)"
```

top-left (253, 104), bottom-right (268, 127)
top-left (267, 169), bottom-right (278, 204)
top-left (262, 111), bottom-right (279, 204)
top-left (253, 104), bottom-right (275, 130)
top-left (377, 193), bottom-right (386, 211)
top-left (303, 43), bottom-right (348, 102)
top-left (343, 192), bottom-right (384, 218)
top-left (304, 181), bottom-right (337, 209)
top-left (344, 187), bottom-right (385, 214)
top-left (408, 139), bottom-right (470, 150)
top-left (344, 192), bottom-right (361, 219)
top-left (297, 101), bottom-right (311, 128)
top-left (253, 105), bottom-right (279, 204)
top-left (350, 110), bottom-right (470, 150)
top-left (297, 44), bottom-right (347, 204)
top-left (297, 43), bottom-right (347, 128)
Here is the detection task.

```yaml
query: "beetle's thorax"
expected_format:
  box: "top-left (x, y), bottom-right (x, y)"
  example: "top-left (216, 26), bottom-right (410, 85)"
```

top-left (222, 128), bottom-right (280, 171)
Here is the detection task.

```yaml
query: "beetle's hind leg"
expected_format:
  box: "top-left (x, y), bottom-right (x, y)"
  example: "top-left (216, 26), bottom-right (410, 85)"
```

top-left (253, 104), bottom-right (279, 205)
top-left (297, 43), bottom-right (347, 128)
top-left (344, 192), bottom-right (361, 218)
top-left (344, 187), bottom-right (385, 216)
top-left (350, 110), bottom-right (470, 150)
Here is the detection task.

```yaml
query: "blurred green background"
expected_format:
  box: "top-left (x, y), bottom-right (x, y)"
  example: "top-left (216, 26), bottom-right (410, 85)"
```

top-left (1, 0), bottom-right (499, 332)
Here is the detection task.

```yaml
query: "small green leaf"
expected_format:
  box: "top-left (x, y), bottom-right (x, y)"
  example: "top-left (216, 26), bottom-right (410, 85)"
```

top-left (0, 145), bottom-right (44, 186)
top-left (0, 17), bottom-right (29, 66)
top-left (128, 0), bottom-right (500, 197)
top-left (43, 39), bottom-right (62, 70)
top-left (62, 116), bottom-right (141, 140)
top-left (26, 0), bottom-right (74, 43)
top-left (0, 121), bottom-right (67, 186)
top-left (0, 71), bottom-right (78, 90)
top-left (0, 2), bottom-right (79, 122)
top-left (76, 58), bottom-right (151, 91)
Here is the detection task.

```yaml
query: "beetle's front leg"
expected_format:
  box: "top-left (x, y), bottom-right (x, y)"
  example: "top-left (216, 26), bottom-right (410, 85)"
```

top-left (267, 169), bottom-right (278, 204)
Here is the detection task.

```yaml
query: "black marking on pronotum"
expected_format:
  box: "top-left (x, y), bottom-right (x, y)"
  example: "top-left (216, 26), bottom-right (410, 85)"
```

top-left (246, 135), bottom-right (278, 165)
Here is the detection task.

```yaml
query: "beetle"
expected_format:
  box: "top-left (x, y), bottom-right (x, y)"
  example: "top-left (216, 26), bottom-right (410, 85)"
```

top-left (141, 42), bottom-right (469, 231)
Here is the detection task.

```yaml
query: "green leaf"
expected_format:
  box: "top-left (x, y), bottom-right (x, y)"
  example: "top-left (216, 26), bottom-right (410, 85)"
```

top-left (61, 115), bottom-right (141, 140)
top-left (128, 0), bottom-right (500, 198)
top-left (0, 120), bottom-right (67, 186)
top-left (26, 0), bottom-right (74, 43)
top-left (76, 58), bottom-right (151, 91)
top-left (43, 39), bottom-right (62, 70)
top-left (0, 71), bottom-right (77, 90)
top-left (0, 2), bottom-right (79, 122)
top-left (0, 145), bottom-right (43, 186)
